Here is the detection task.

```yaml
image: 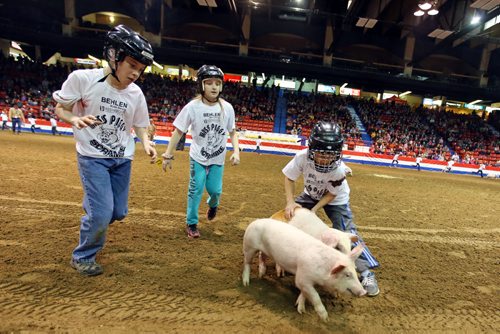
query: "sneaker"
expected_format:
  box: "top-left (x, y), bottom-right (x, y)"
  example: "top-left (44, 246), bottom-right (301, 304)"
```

top-left (207, 206), bottom-right (218, 221)
top-left (70, 259), bottom-right (103, 276)
top-left (361, 271), bottom-right (380, 297)
top-left (186, 224), bottom-right (200, 239)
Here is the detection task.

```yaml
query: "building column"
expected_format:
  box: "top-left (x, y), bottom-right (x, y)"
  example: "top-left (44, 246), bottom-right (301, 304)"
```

top-left (62, 0), bottom-right (77, 37)
top-left (403, 34), bottom-right (415, 77)
top-left (478, 43), bottom-right (493, 87)
top-left (0, 38), bottom-right (10, 58)
top-left (35, 45), bottom-right (42, 61)
top-left (323, 19), bottom-right (333, 67)
top-left (239, 8), bottom-right (251, 56)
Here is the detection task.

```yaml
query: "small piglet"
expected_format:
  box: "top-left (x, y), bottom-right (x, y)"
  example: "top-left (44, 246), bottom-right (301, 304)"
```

top-left (242, 218), bottom-right (366, 321)
top-left (271, 208), bottom-right (359, 276)
top-left (288, 208), bottom-right (358, 254)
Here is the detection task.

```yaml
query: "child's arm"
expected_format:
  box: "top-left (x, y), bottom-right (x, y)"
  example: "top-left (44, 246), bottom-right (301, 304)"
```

top-left (55, 103), bottom-right (101, 129)
top-left (311, 192), bottom-right (336, 213)
top-left (134, 126), bottom-right (157, 162)
top-left (229, 130), bottom-right (240, 165)
top-left (284, 177), bottom-right (302, 219)
top-left (161, 128), bottom-right (184, 171)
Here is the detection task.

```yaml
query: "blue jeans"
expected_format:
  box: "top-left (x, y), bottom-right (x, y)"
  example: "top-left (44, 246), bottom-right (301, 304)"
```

top-left (187, 158), bottom-right (224, 226)
top-left (12, 118), bottom-right (21, 133)
top-left (73, 154), bottom-right (131, 263)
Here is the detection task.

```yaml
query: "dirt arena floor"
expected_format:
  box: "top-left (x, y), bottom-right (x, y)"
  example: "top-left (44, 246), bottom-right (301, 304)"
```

top-left (0, 131), bottom-right (499, 334)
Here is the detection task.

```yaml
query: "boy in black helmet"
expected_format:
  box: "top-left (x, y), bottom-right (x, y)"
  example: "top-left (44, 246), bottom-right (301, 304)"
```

top-left (282, 121), bottom-right (380, 296)
top-left (53, 25), bottom-right (157, 276)
top-left (161, 64), bottom-right (240, 239)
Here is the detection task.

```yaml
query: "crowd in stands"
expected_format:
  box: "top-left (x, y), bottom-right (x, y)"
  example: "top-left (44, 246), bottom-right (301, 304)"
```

top-left (137, 75), bottom-right (277, 127)
top-left (355, 99), bottom-right (450, 159)
top-left (354, 99), bottom-right (499, 165)
top-left (1, 54), bottom-right (498, 166)
top-left (0, 55), bottom-right (70, 121)
top-left (285, 92), bottom-right (362, 143)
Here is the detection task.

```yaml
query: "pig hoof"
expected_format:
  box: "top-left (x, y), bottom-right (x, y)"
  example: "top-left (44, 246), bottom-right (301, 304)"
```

top-left (318, 311), bottom-right (329, 322)
top-left (258, 264), bottom-right (266, 278)
top-left (242, 273), bottom-right (250, 286)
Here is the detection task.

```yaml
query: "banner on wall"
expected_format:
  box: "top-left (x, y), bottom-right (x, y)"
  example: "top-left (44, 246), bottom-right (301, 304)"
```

top-left (340, 87), bottom-right (361, 96)
top-left (224, 74), bottom-right (242, 82)
top-left (318, 84), bottom-right (336, 93)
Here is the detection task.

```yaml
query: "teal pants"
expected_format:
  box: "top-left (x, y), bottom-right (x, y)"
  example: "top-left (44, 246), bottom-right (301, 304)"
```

top-left (187, 158), bottom-right (224, 226)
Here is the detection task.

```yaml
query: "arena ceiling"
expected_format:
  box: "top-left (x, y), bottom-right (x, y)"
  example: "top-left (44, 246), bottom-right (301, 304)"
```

top-left (1, 0), bottom-right (500, 101)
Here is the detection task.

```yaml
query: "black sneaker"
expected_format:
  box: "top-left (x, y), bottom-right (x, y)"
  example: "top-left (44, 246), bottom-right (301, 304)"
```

top-left (186, 224), bottom-right (200, 239)
top-left (207, 206), bottom-right (218, 221)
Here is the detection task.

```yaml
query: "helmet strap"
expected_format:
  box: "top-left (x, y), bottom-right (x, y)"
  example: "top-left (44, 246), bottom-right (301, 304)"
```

top-left (110, 61), bottom-right (121, 83)
top-left (202, 94), bottom-right (218, 104)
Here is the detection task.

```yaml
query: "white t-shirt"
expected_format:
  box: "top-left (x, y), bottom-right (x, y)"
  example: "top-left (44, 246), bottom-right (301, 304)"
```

top-left (416, 157), bottom-right (422, 164)
top-left (28, 117), bottom-right (36, 126)
top-left (282, 149), bottom-right (349, 205)
top-left (50, 118), bottom-right (57, 127)
top-left (53, 68), bottom-right (149, 159)
top-left (393, 154), bottom-right (400, 160)
top-left (1, 113), bottom-right (8, 121)
top-left (256, 138), bottom-right (262, 147)
top-left (173, 98), bottom-right (235, 166)
top-left (447, 160), bottom-right (454, 167)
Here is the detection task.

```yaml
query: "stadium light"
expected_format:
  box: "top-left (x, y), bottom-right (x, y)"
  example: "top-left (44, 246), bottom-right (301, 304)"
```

top-left (153, 61), bottom-right (163, 70)
top-left (88, 54), bottom-right (101, 63)
top-left (418, 1), bottom-right (432, 10)
top-left (341, 83), bottom-right (348, 89)
top-left (399, 91), bottom-right (411, 97)
top-left (414, 0), bottom-right (439, 17)
top-left (469, 99), bottom-right (482, 105)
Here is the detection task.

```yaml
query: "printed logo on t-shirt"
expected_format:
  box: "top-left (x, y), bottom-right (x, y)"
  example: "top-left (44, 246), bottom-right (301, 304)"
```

top-left (199, 122), bottom-right (226, 159)
top-left (87, 96), bottom-right (129, 158)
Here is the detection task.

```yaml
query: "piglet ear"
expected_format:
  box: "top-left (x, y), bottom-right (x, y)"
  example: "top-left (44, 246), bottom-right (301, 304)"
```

top-left (321, 230), bottom-right (339, 248)
top-left (350, 244), bottom-right (364, 260)
top-left (331, 264), bottom-right (345, 276)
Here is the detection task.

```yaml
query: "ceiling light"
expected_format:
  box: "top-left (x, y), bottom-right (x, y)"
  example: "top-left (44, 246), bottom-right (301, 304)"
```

top-left (399, 91), bottom-right (412, 97)
top-left (341, 83), bottom-right (348, 89)
top-left (471, 15), bottom-right (481, 24)
top-left (153, 61), bottom-right (163, 70)
top-left (418, 1), bottom-right (432, 10)
top-left (428, 7), bottom-right (439, 15)
top-left (469, 99), bottom-right (482, 105)
top-left (414, 9), bottom-right (425, 16)
top-left (88, 54), bottom-right (101, 62)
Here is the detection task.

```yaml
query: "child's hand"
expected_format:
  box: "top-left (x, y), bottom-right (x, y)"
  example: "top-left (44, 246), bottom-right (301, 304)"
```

top-left (71, 115), bottom-right (102, 129)
top-left (230, 152), bottom-right (240, 166)
top-left (144, 142), bottom-right (157, 163)
top-left (284, 202), bottom-right (302, 220)
top-left (161, 153), bottom-right (174, 171)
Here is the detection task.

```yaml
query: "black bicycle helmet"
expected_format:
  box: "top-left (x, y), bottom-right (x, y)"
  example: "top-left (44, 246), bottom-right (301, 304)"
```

top-left (197, 65), bottom-right (224, 94)
top-left (103, 25), bottom-right (154, 78)
top-left (307, 121), bottom-right (344, 173)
